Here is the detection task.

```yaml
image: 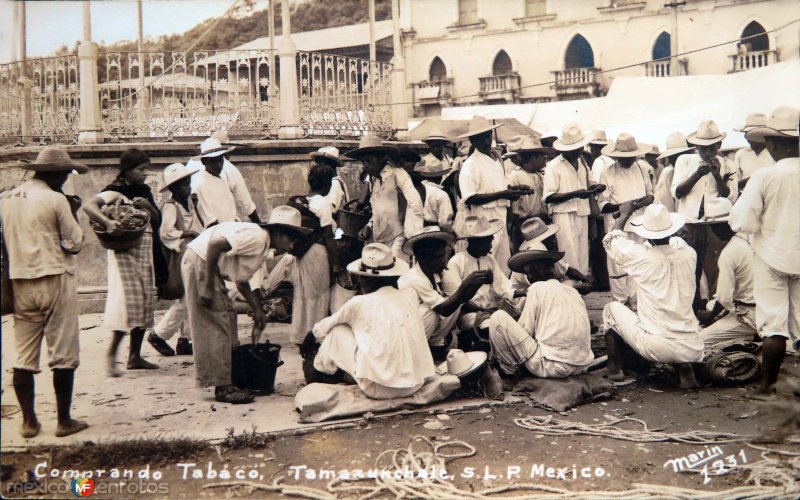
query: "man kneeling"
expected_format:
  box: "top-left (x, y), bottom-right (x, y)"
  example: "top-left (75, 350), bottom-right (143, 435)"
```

top-left (603, 202), bottom-right (703, 388)
top-left (486, 250), bottom-right (595, 378)
top-left (302, 243), bottom-right (435, 399)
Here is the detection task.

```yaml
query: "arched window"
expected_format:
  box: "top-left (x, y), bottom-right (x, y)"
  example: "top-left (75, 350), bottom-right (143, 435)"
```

top-left (429, 57), bottom-right (447, 82)
top-left (492, 50), bottom-right (513, 76)
top-left (741, 21), bottom-right (769, 52)
top-left (565, 35), bottom-right (594, 69)
top-left (652, 32), bottom-right (671, 61)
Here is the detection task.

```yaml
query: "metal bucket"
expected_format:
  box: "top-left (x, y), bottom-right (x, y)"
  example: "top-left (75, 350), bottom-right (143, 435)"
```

top-left (232, 342), bottom-right (284, 396)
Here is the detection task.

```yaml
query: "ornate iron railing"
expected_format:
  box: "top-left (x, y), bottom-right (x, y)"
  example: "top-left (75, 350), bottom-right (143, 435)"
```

top-left (729, 49), bottom-right (778, 73)
top-left (0, 55), bottom-right (80, 144)
top-left (99, 49), bottom-right (278, 140)
top-left (297, 51), bottom-right (393, 138)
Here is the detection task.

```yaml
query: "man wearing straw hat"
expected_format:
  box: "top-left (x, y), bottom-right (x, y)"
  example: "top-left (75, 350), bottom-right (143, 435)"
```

top-left (0, 146), bottom-right (89, 437)
top-left (458, 116), bottom-right (529, 276)
top-left (543, 123), bottom-right (605, 277)
top-left (588, 130), bottom-right (613, 183)
top-left (407, 153), bottom-right (455, 232)
top-left (733, 113), bottom-right (773, 190)
top-left (303, 243), bottom-right (435, 399)
top-left (399, 227), bottom-right (492, 360)
top-left (730, 105), bottom-right (800, 397)
top-left (672, 119), bottom-right (738, 303)
top-left (603, 202), bottom-right (703, 389)
top-left (485, 249), bottom-right (595, 378)
top-left (653, 132), bottom-right (694, 211)
top-left (420, 129), bottom-right (454, 175)
top-left (348, 135), bottom-right (424, 263)
top-left (505, 135), bottom-right (549, 251)
top-left (598, 133), bottom-right (655, 307)
top-left (309, 146), bottom-right (351, 213)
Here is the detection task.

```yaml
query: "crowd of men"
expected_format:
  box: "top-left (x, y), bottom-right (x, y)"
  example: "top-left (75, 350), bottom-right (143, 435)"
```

top-left (1, 105), bottom-right (797, 437)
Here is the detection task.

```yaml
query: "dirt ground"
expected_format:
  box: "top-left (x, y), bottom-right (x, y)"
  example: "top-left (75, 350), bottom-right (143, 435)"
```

top-left (1, 291), bottom-right (799, 499)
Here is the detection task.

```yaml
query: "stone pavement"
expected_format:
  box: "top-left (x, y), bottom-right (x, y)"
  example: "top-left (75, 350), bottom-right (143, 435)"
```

top-left (0, 292), bottom-right (613, 450)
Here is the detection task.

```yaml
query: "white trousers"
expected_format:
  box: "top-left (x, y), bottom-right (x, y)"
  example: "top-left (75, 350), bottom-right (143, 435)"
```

top-left (487, 310), bottom-right (591, 378)
top-left (154, 300), bottom-right (190, 340)
top-left (602, 301), bottom-right (703, 364)
top-left (700, 309), bottom-right (757, 350)
top-left (753, 254), bottom-right (799, 344)
top-left (421, 306), bottom-right (459, 347)
top-left (552, 212), bottom-right (589, 275)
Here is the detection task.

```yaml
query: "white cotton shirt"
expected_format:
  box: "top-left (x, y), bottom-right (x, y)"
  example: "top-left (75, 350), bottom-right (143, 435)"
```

top-left (734, 147), bottom-right (773, 180)
top-left (447, 251), bottom-right (513, 310)
top-left (599, 161), bottom-right (653, 231)
top-left (369, 165), bottom-right (424, 242)
top-left (312, 286), bottom-right (435, 389)
top-left (670, 154), bottom-right (738, 221)
top-left (188, 222), bottom-right (268, 282)
top-left (543, 155), bottom-right (591, 215)
top-left (715, 235), bottom-right (754, 313)
top-left (421, 181), bottom-right (454, 229)
top-left (307, 193), bottom-right (337, 229)
top-left (603, 230), bottom-right (700, 339)
top-left (507, 168), bottom-right (545, 218)
top-left (590, 155), bottom-right (615, 183)
top-left (459, 150), bottom-right (511, 217)
top-left (190, 170), bottom-right (239, 227)
top-left (421, 153), bottom-right (453, 172)
top-left (398, 262), bottom-right (460, 313)
top-left (188, 158), bottom-right (257, 222)
top-left (729, 157), bottom-right (800, 275)
top-left (519, 279), bottom-right (594, 366)
top-left (326, 176), bottom-right (349, 213)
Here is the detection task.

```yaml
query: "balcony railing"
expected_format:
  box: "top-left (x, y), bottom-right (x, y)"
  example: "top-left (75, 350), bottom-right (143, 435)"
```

top-left (730, 49), bottom-right (778, 73)
top-left (478, 73), bottom-right (521, 103)
top-left (552, 67), bottom-right (601, 97)
top-left (645, 59), bottom-right (688, 77)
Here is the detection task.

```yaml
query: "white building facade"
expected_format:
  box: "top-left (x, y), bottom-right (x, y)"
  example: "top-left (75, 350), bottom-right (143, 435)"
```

top-left (399, 0), bottom-right (798, 115)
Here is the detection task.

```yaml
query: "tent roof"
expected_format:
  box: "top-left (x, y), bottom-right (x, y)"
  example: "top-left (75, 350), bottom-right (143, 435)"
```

top-left (437, 58), bottom-right (800, 150)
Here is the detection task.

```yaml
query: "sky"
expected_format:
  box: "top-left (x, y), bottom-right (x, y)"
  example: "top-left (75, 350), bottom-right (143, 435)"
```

top-left (0, 0), bottom-right (253, 63)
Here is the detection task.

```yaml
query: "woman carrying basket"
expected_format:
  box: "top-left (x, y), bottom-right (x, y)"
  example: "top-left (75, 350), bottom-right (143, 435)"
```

top-left (83, 149), bottom-right (168, 377)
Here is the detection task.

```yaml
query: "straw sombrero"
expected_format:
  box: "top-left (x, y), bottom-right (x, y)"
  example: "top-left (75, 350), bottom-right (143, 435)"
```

top-left (20, 146), bottom-right (88, 174)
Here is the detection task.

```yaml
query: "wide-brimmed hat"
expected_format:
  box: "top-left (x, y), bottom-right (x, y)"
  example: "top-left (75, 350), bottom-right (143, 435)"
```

top-left (346, 242), bottom-right (410, 277)
top-left (423, 128), bottom-right (450, 144)
top-left (437, 349), bottom-right (486, 378)
top-left (397, 149), bottom-right (422, 164)
top-left (657, 132), bottom-right (694, 160)
top-left (694, 197), bottom-right (732, 225)
top-left (734, 112), bottom-right (768, 132)
top-left (745, 106), bottom-right (800, 141)
top-left (457, 116), bottom-right (501, 139)
top-left (512, 134), bottom-right (547, 155)
top-left (309, 146), bottom-right (350, 167)
top-left (20, 146), bottom-right (88, 174)
top-left (520, 217), bottom-right (559, 244)
top-left (209, 129), bottom-right (247, 147)
top-left (402, 226), bottom-right (455, 255)
top-left (461, 215), bottom-right (504, 239)
top-left (687, 120), bottom-right (727, 146)
top-left (159, 163), bottom-right (195, 192)
top-left (645, 144), bottom-right (660, 157)
top-left (414, 159), bottom-right (451, 178)
top-left (629, 203), bottom-right (686, 239)
top-left (553, 123), bottom-right (592, 152)
top-left (519, 240), bottom-right (547, 252)
top-left (602, 133), bottom-right (650, 158)
top-left (508, 249), bottom-right (565, 273)
top-left (346, 135), bottom-right (400, 160)
top-left (199, 137), bottom-right (235, 158)
top-left (262, 205), bottom-right (314, 236)
top-left (589, 130), bottom-right (610, 145)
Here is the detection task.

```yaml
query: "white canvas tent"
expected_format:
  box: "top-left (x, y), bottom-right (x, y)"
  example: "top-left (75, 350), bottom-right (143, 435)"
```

top-left (436, 58), bottom-right (799, 150)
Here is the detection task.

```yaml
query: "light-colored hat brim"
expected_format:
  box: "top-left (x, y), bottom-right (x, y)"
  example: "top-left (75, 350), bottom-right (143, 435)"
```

top-left (601, 143), bottom-right (651, 158)
top-left (461, 219), bottom-right (504, 239)
top-left (416, 168), bottom-right (452, 178)
top-left (521, 223), bottom-right (559, 246)
top-left (745, 127), bottom-right (799, 141)
top-left (159, 169), bottom-right (197, 192)
top-left (346, 145), bottom-right (400, 159)
top-left (553, 135), bottom-right (593, 152)
top-left (457, 123), bottom-right (502, 139)
top-left (501, 152), bottom-right (518, 159)
top-left (437, 351), bottom-right (487, 378)
top-left (507, 250), bottom-right (565, 273)
top-left (423, 135), bottom-right (450, 143)
top-left (20, 159), bottom-right (88, 174)
top-left (200, 146), bottom-right (235, 158)
top-left (629, 212), bottom-right (686, 239)
top-left (309, 151), bottom-right (346, 166)
top-left (692, 215), bottom-right (730, 225)
top-left (346, 256), bottom-right (410, 277)
top-left (589, 139), bottom-right (611, 145)
top-left (657, 146), bottom-right (694, 160)
top-left (402, 230), bottom-right (455, 255)
top-left (261, 222), bottom-right (314, 237)
top-left (686, 132), bottom-right (726, 146)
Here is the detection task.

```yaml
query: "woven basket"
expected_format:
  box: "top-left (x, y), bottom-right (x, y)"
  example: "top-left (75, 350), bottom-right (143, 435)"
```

top-left (92, 199), bottom-right (150, 251)
top-left (336, 200), bottom-right (370, 237)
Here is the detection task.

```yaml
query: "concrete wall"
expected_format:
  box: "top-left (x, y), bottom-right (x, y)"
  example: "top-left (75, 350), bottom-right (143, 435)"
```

top-left (0, 140), bottom-right (416, 294)
top-left (401, 0), bottom-right (798, 101)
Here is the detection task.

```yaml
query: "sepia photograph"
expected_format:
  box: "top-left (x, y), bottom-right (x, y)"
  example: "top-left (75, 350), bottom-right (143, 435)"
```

top-left (0, 0), bottom-right (798, 498)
